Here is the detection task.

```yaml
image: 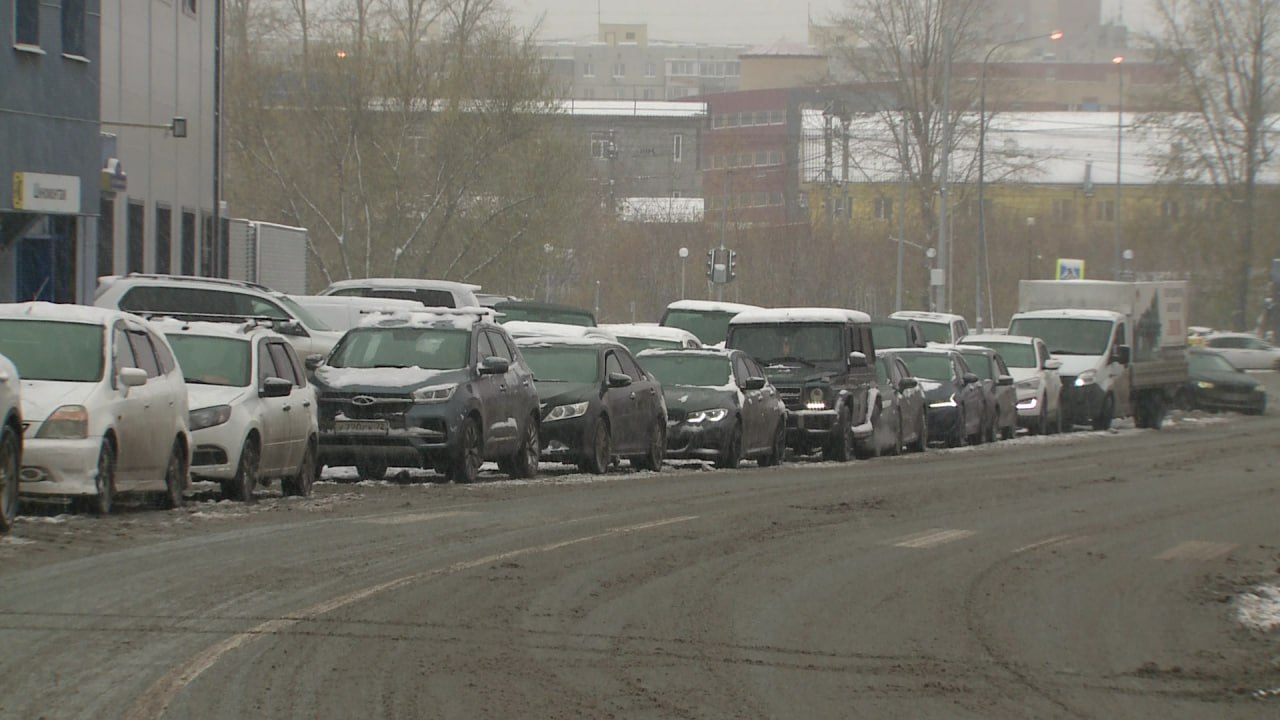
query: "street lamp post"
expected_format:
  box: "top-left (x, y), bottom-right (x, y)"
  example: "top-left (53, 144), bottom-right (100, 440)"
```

top-left (977, 30), bottom-right (1063, 331)
top-left (678, 246), bottom-right (689, 299)
top-left (1113, 55), bottom-right (1125, 279)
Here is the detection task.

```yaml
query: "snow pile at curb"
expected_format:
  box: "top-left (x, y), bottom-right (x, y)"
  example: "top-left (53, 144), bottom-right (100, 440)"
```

top-left (1236, 584), bottom-right (1280, 632)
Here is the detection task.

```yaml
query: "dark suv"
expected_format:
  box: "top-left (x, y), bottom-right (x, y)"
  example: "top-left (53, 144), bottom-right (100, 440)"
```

top-left (309, 310), bottom-right (540, 483)
top-left (726, 308), bottom-right (877, 461)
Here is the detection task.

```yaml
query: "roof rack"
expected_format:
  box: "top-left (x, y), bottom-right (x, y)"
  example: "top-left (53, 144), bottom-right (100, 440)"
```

top-left (138, 311), bottom-right (288, 332)
top-left (119, 273), bottom-right (276, 293)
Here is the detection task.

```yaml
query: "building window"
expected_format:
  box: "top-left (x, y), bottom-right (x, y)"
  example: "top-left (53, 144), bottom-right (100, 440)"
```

top-left (672, 190), bottom-right (683, 198)
top-left (583, 62), bottom-right (595, 77)
top-left (1052, 199), bottom-right (1073, 222)
top-left (1095, 200), bottom-right (1115, 221)
top-left (61, 0), bottom-right (85, 56)
top-left (15, 0), bottom-right (40, 46)
top-left (98, 198), bottom-right (115, 278)
top-left (612, 62), bottom-right (625, 77)
top-left (181, 210), bottom-right (196, 275)
top-left (127, 201), bottom-right (145, 273)
top-left (155, 206), bottom-right (172, 274)
top-left (645, 62), bottom-right (656, 77)
top-left (1162, 200), bottom-right (1181, 219)
top-left (672, 134), bottom-right (683, 162)
top-left (614, 87), bottom-right (626, 99)
top-left (875, 198), bottom-right (893, 220)
top-left (582, 87), bottom-right (594, 99)
top-left (200, 211), bottom-right (215, 276)
top-left (591, 132), bottom-right (614, 160)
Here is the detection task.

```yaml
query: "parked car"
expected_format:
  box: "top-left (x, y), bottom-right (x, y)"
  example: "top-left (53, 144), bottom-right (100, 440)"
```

top-left (286, 295), bottom-right (425, 333)
top-left (961, 334), bottom-right (1064, 434)
top-left (0, 303), bottom-right (191, 514)
top-left (951, 345), bottom-right (1019, 441)
top-left (639, 348), bottom-right (786, 468)
top-left (870, 353), bottom-right (929, 455)
top-left (889, 310), bottom-right (971, 345)
top-left (95, 274), bottom-right (343, 359)
top-left (476, 293), bottom-right (520, 308)
top-left (309, 309), bottom-right (540, 483)
top-left (660, 300), bottom-right (762, 346)
top-left (1178, 348), bottom-right (1267, 415)
top-left (515, 336), bottom-right (666, 473)
top-left (494, 300), bottom-right (597, 327)
top-left (886, 348), bottom-right (985, 447)
top-left (602, 324), bottom-right (703, 355)
top-left (871, 317), bottom-right (928, 350)
top-left (155, 319), bottom-right (319, 500)
top-left (1202, 332), bottom-right (1280, 370)
top-left (318, 278), bottom-right (483, 310)
top-left (0, 354), bottom-right (22, 532)
top-left (501, 321), bottom-right (615, 342)
top-left (726, 308), bottom-right (877, 461)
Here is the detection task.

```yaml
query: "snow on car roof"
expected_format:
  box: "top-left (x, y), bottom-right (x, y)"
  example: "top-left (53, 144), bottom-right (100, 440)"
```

top-left (0, 301), bottom-right (125, 325)
top-left (146, 317), bottom-right (271, 340)
top-left (514, 334), bottom-right (622, 349)
top-left (358, 308), bottom-right (496, 330)
top-left (600, 323), bottom-right (699, 344)
top-left (959, 334), bottom-right (1037, 345)
top-left (665, 300), bottom-right (763, 314)
top-left (731, 307), bottom-right (872, 325)
top-left (890, 310), bottom-right (967, 324)
top-left (636, 347), bottom-right (729, 357)
top-left (503, 321), bottom-right (616, 340)
top-left (1012, 308), bottom-right (1124, 321)
top-left (879, 346), bottom-right (955, 356)
top-left (323, 277), bottom-right (481, 292)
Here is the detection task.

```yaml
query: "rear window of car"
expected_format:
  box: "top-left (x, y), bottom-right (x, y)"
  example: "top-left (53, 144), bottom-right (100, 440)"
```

top-left (0, 320), bottom-right (105, 382)
top-left (521, 346), bottom-right (600, 383)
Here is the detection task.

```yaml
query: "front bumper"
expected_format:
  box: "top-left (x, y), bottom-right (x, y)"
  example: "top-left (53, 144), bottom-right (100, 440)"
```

top-left (666, 418), bottom-right (733, 460)
top-left (786, 409), bottom-right (837, 450)
top-left (926, 406), bottom-right (963, 439)
top-left (1061, 382), bottom-right (1105, 425)
top-left (19, 436), bottom-right (104, 497)
top-left (1014, 392), bottom-right (1043, 424)
top-left (189, 422), bottom-right (245, 481)
top-left (318, 404), bottom-right (458, 467)
top-left (539, 415), bottom-right (590, 462)
top-left (1189, 387), bottom-right (1266, 414)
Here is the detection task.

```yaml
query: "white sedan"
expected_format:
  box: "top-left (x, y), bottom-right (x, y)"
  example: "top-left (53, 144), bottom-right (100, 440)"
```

top-left (960, 334), bottom-right (1064, 434)
top-left (1202, 332), bottom-right (1280, 370)
top-left (156, 319), bottom-right (320, 500)
top-left (0, 303), bottom-right (191, 514)
top-left (0, 353), bottom-right (21, 531)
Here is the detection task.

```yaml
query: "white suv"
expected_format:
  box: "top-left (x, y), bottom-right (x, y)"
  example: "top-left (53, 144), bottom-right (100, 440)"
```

top-left (319, 278), bottom-right (482, 309)
top-left (155, 319), bottom-right (320, 500)
top-left (890, 310), bottom-right (971, 345)
top-left (0, 303), bottom-right (191, 514)
top-left (94, 274), bottom-right (344, 359)
top-left (0, 353), bottom-right (21, 532)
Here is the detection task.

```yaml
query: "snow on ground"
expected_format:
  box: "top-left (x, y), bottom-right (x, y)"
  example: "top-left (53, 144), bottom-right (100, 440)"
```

top-left (1237, 585), bottom-right (1280, 633)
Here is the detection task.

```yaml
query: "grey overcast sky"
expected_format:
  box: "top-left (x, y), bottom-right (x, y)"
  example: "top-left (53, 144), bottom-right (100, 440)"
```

top-left (509, 0), bottom-right (1156, 46)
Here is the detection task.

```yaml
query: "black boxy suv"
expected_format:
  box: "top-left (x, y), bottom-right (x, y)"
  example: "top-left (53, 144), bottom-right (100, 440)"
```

top-left (309, 310), bottom-right (540, 483)
top-left (726, 308), bottom-right (877, 461)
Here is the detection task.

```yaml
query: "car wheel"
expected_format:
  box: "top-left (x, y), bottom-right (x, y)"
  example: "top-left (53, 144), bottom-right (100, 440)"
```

top-left (824, 408), bottom-right (855, 462)
top-left (714, 420), bottom-right (743, 469)
top-left (983, 411), bottom-right (997, 444)
top-left (162, 441), bottom-right (186, 510)
top-left (887, 414), bottom-right (903, 456)
top-left (1092, 394), bottom-right (1115, 431)
top-left (1000, 411), bottom-right (1016, 440)
top-left (0, 427), bottom-right (20, 532)
top-left (947, 409), bottom-right (967, 448)
top-left (447, 417), bottom-right (483, 484)
top-left (356, 457), bottom-right (388, 481)
top-left (83, 441), bottom-right (116, 516)
top-left (634, 419), bottom-right (666, 471)
top-left (758, 420), bottom-right (786, 467)
top-left (282, 439), bottom-right (318, 497)
top-left (578, 417), bottom-right (612, 474)
top-left (855, 408), bottom-right (881, 460)
top-left (506, 414), bottom-right (540, 479)
top-left (911, 408), bottom-right (929, 452)
top-left (222, 436), bottom-right (260, 502)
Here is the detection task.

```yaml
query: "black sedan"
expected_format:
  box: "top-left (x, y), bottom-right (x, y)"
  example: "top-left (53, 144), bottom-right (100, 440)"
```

top-left (1178, 348), bottom-right (1267, 415)
top-left (885, 348), bottom-right (985, 447)
top-left (954, 345), bottom-right (1019, 441)
top-left (869, 353), bottom-right (929, 455)
top-left (639, 349), bottom-right (788, 468)
top-left (516, 336), bottom-right (667, 473)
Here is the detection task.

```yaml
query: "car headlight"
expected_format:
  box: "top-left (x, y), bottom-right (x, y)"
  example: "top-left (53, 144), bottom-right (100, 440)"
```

top-left (1016, 396), bottom-right (1039, 410)
top-left (686, 408), bottom-right (729, 424)
top-left (189, 405), bottom-right (233, 431)
top-left (805, 387), bottom-right (828, 410)
top-left (1195, 380), bottom-right (1215, 390)
top-left (1074, 370), bottom-right (1097, 387)
top-left (412, 384), bottom-right (457, 404)
top-left (37, 405), bottom-right (89, 439)
top-left (545, 401), bottom-right (589, 422)
top-left (930, 395), bottom-right (957, 408)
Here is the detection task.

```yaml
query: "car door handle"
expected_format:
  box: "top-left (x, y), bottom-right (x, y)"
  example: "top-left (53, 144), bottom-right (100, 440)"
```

top-left (283, 405), bottom-right (292, 412)
top-left (629, 392), bottom-right (637, 399)
top-left (302, 401), bottom-right (312, 408)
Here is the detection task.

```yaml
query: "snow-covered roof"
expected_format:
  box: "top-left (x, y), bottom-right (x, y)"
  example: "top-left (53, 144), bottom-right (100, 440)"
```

top-left (0, 301), bottom-right (124, 326)
top-left (619, 197), bottom-right (704, 223)
top-left (732, 307), bottom-right (872, 325)
top-left (891, 311), bottom-right (968, 324)
top-left (502, 321), bottom-right (616, 341)
top-left (514, 335), bottom-right (621, 349)
top-left (665, 300), bottom-right (763, 314)
top-left (146, 317), bottom-right (270, 340)
top-left (322, 278), bottom-right (481, 293)
top-left (554, 100), bottom-right (708, 119)
top-left (601, 324), bottom-right (701, 345)
top-left (743, 38), bottom-right (822, 57)
top-left (959, 334), bottom-right (1036, 345)
top-left (802, 110), bottom-right (1280, 186)
top-left (636, 347), bottom-right (730, 358)
top-left (1011, 308), bottom-right (1125, 321)
top-left (359, 308), bottom-right (495, 330)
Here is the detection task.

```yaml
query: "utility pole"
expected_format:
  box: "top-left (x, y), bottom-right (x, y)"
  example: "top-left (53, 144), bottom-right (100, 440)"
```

top-left (896, 114), bottom-right (908, 311)
top-left (937, 27), bottom-right (953, 313)
top-left (1113, 56), bottom-right (1124, 279)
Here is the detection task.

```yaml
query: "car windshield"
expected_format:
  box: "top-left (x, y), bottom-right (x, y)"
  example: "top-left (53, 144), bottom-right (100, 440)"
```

top-left (1008, 318), bottom-right (1113, 356)
top-left (897, 354), bottom-right (953, 382)
top-left (958, 352), bottom-right (993, 380)
top-left (0, 320), bottom-right (105, 382)
top-left (642, 355), bottom-right (732, 387)
top-left (662, 310), bottom-right (737, 345)
top-left (275, 294), bottom-right (334, 332)
top-left (917, 321), bottom-right (952, 344)
top-left (730, 324), bottom-right (843, 365)
top-left (497, 305), bottom-right (594, 327)
top-left (618, 336), bottom-right (681, 355)
top-left (329, 327), bottom-right (470, 369)
top-left (968, 342), bottom-right (1036, 368)
top-left (872, 324), bottom-right (908, 349)
top-left (166, 335), bottom-right (252, 387)
top-left (521, 346), bottom-right (601, 383)
top-left (1190, 352), bottom-right (1240, 374)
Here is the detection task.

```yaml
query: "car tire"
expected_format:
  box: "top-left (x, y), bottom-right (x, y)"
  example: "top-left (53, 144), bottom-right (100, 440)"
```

top-left (222, 436), bottom-right (260, 502)
top-left (506, 415), bottom-right (540, 479)
top-left (162, 440), bottom-right (186, 510)
top-left (757, 420), bottom-right (786, 467)
top-left (282, 439), bottom-right (318, 497)
top-left (0, 426), bottom-right (20, 532)
top-left (824, 408), bottom-right (855, 462)
top-left (910, 409), bottom-right (929, 452)
top-left (633, 419), bottom-right (666, 472)
top-left (1000, 411), bottom-right (1016, 440)
top-left (714, 420), bottom-right (743, 469)
top-left (1092, 394), bottom-right (1114, 431)
top-left (83, 440), bottom-right (116, 516)
top-left (447, 417), bottom-right (483, 484)
top-left (947, 409), bottom-right (966, 448)
top-left (356, 457), bottom-right (388, 481)
top-left (579, 417), bottom-right (612, 475)
top-left (887, 415), bottom-right (903, 456)
top-left (983, 410), bottom-right (997, 444)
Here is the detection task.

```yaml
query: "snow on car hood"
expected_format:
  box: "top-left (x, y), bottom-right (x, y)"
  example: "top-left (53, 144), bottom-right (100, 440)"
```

top-left (186, 383), bottom-right (249, 410)
top-left (916, 379), bottom-right (944, 393)
top-left (19, 379), bottom-right (95, 424)
top-left (315, 365), bottom-right (456, 389)
top-left (662, 384), bottom-right (739, 412)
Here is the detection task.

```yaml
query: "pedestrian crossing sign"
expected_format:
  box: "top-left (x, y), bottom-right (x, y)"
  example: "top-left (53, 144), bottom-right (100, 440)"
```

top-left (1056, 258), bottom-right (1085, 280)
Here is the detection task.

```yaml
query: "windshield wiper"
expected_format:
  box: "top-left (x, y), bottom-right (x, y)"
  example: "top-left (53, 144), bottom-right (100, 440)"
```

top-left (373, 364), bottom-right (411, 369)
top-left (765, 356), bottom-right (815, 367)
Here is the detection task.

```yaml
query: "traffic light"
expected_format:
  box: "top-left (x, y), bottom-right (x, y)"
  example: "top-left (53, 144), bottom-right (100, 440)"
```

top-left (706, 248), bottom-right (716, 278)
top-left (727, 249), bottom-right (737, 280)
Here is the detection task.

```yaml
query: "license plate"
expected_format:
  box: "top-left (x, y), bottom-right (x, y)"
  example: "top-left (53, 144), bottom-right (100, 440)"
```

top-left (335, 419), bottom-right (390, 435)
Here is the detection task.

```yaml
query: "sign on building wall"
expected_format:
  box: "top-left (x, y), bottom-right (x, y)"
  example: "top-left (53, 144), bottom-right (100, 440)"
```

top-left (1056, 258), bottom-right (1085, 280)
top-left (12, 172), bottom-right (81, 214)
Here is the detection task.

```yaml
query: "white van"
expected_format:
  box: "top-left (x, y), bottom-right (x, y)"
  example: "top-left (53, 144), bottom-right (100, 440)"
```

top-left (287, 295), bottom-right (425, 333)
top-left (318, 278), bottom-right (482, 309)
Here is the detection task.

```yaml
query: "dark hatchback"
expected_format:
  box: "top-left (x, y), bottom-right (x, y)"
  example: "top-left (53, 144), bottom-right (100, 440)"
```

top-left (887, 348), bottom-right (985, 447)
top-left (1179, 348), bottom-right (1267, 414)
top-left (495, 301), bottom-right (596, 327)
top-left (871, 353), bottom-right (929, 455)
top-left (953, 345), bottom-right (1018, 441)
top-left (639, 349), bottom-right (787, 468)
top-left (516, 337), bottom-right (667, 473)
top-left (310, 312), bottom-right (540, 483)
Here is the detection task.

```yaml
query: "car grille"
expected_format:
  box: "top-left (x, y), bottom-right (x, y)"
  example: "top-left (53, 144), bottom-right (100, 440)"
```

top-left (777, 385), bottom-right (803, 410)
top-left (667, 408), bottom-right (687, 423)
top-left (319, 391), bottom-right (413, 424)
top-left (1060, 376), bottom-right (1076, 388)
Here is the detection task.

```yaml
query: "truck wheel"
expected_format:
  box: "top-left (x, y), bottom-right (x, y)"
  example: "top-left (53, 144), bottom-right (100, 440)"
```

top-left (1139, 394), bottom-right (1166, 430)
top-left (1092, 394), bottom-right (1114, 431)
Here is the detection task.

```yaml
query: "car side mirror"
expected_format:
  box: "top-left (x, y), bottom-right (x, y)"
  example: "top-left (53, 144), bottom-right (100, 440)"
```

top-left (1043, 358), bottom-right (1062, 371)
top-left (273, 320), bottom-right (309, 338)
top-left (119, 367), bottom-right (148, 388)
top-left (305, 354), bottom-right (324, 371)
top-left (479, 356), bottom-right (510, 375)
top-left (742, 376), bottom-right (767, 391)
top-left (997, 374), bottom-right (1014, 386)
top-left (607, 372), bottom-right (633, 388)
top-left (1113, 345), bottom-right (1131, 365)
top-left (962, 372), bottom-right (980, 385)
top-left (847, 351), bottom-right (868, 368)
top-left (898, 377), bottom-right (918, 390)
top-left (260, 376), bottom-right (293, 398)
